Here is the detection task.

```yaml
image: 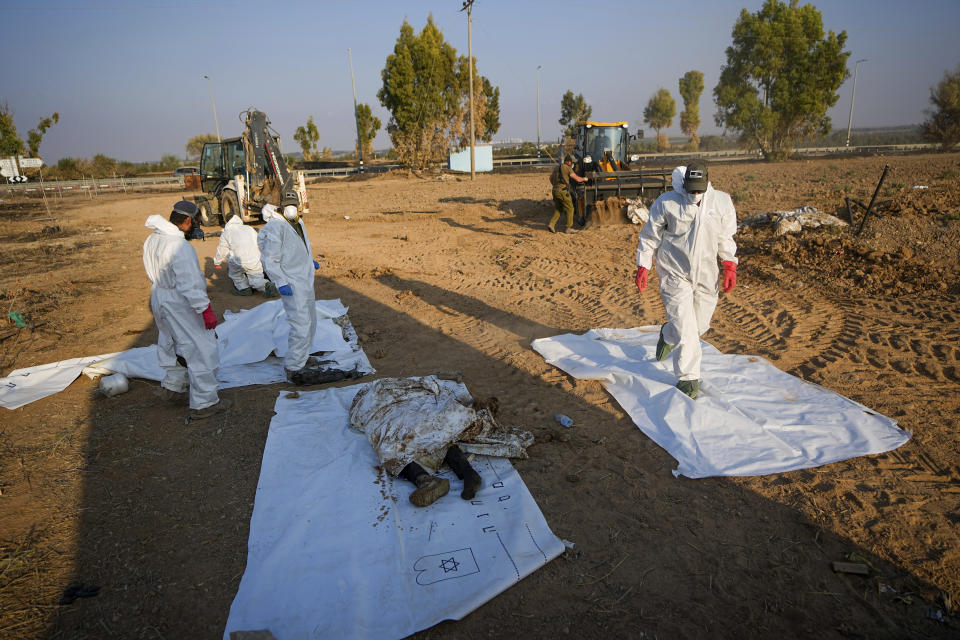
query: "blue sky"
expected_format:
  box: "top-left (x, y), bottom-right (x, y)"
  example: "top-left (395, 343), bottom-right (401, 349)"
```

top-left (2, 0), bottom-right (958, 163)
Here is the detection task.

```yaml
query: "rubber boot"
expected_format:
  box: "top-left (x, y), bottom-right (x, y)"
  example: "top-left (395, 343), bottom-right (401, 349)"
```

top-left (401, 462), bottom-right (449, 507)
top-left (444, 445), bottom-right (483, 500)
top-left (656, 325), bottom-right (675, 362)
top-left (676, 379), bottom-right (700, 399)
top-left (264, 282), bottom-right (279, 298)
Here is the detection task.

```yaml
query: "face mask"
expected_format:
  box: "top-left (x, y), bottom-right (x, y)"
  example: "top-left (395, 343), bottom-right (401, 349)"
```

top-left (283, 205), bottom-right (299, 221)
top-left (685, 192), bottom-right (702, 206)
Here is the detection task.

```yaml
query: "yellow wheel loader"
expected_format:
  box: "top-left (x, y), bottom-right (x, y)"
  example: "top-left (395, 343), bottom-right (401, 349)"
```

top-left (569, 121), bottom-right (671, 226)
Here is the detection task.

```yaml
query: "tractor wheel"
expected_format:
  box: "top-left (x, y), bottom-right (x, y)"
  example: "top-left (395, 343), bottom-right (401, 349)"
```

top-left (220, 190), bottom-right (240, 224)
top-left (197, 199), bottom-right (218, 227)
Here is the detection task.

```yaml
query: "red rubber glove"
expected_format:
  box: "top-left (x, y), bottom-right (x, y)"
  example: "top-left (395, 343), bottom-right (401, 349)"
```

top-left (722, 260), bottom-right (737, 293)
top-left (201, 304), bottom-right (217, 330)
top-left (635, 267), bottom-right (648, 293)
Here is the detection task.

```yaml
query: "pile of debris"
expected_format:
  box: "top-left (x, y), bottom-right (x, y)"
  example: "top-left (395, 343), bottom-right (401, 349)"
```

top-left (740, 205), bottom-right (848, 236)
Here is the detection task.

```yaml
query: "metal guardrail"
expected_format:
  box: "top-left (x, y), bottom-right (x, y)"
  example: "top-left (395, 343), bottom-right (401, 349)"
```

top-left (1, 143), bottom-right (940, 190)
top-left (299, 164), bottom-right (404, 178)
top-left (0, 174), bottom-right (184, 194)
top-left (299, 143), bottom-right (940, 178)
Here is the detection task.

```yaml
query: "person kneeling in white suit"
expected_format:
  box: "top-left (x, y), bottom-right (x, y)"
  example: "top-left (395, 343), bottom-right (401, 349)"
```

top-left (213, 216), bottom-right (278, 298)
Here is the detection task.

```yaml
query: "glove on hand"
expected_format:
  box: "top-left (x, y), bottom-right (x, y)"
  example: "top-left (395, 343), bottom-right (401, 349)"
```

top-left (201, 304), bottom-right (217, 330)
top-left (278, 284), bottom-right (293, 296)
top-left (313, 260), bottom-right (320, 270)
top-left (722, 260), bottom-right (737, 293)
top-left (635, 267), bottom-right (648, 294)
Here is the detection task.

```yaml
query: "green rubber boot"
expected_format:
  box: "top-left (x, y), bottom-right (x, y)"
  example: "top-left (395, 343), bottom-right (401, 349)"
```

top-left (677, 379), bottom-right (700, 399)
top-left (656, 325), bottom-right (675, 362)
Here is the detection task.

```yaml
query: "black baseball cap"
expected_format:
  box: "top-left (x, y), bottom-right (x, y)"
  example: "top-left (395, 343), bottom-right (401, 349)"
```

top-left (172, 200), bottom-right (199, 218)
top-left (684, 161), bottom-right (708, 193)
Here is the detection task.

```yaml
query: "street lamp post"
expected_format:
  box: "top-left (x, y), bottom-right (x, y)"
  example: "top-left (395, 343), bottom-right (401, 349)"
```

top-left (845, 59), bottom-right (867, 147)
top-left (461, 0), bottom-right (475, 180)
top-left (536, 65), bottom-right (541, 158)
top-left (348, 48), bottom-right (364, 172)
top-left (203, 74), bottom-right (222, 143)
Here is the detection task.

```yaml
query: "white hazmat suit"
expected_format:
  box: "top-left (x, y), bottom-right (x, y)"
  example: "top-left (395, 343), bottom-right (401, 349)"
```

top-left (143, 215), bottom-right (219, 409)
top-left (213, 216), bottom-right (267, 292)
top-left (257, 204), bottom-right (317, 373)
top-left (636, 167), bottom-right (738, 381)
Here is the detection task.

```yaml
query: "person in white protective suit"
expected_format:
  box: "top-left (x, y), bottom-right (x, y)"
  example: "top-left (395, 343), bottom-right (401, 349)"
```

top-left (212, 216), bottom-right (279, 298)
top-left (143, 200), bottom-right (230, 419)
top-left (257, 203), bottom-right (319, 382)
top-left (635, 160), bottom-right (738, 399)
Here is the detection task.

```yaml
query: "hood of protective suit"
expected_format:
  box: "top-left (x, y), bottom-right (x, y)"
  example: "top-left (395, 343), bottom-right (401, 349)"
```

top-left (261, 204), bottom-right (283, 222)
top-left (145, 214), bottom-right (184, 237)
top-left (224, 215), bottom-right (243, 229)
top-left (671, 166), bottom-right (688, 194)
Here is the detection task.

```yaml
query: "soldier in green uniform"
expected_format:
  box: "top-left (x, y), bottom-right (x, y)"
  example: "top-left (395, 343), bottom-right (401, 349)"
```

top-left (548, 154), bottom-right (587, 233)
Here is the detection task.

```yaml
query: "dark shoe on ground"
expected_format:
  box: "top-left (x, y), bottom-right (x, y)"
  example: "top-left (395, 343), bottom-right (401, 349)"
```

top-left (189, 397), bottom-right (232, 421)
top-left (410, 475), bottom-right (450, 507)
top-left (264, 282), bottom-right (279, 298)
top-left (460, 469), bottom-right (483, 500)
top-left (676, 379), bottom-right (700, 399)
top-left (656, 325), bottom-right (675, 362)
top-left (232, 286), bottom-right (254, 296)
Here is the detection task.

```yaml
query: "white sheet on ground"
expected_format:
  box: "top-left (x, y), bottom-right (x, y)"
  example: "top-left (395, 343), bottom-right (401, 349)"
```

top-left (0, 299), bottom-right (372, 409)
top-left (0, 352), bottom-right (125, 410)
top-left (532, 327), bottom-right (909, 478)
top-left (224, 382), bottom-right (563, 640)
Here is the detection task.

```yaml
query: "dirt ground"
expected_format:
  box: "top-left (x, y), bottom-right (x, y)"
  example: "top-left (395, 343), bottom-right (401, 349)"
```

top-left (1, 152), bottom-right (959, 639)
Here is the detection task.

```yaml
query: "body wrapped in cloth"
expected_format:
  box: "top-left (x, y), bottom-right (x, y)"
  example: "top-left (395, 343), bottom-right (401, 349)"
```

top-left (349, 376), bottom-right (533, 476)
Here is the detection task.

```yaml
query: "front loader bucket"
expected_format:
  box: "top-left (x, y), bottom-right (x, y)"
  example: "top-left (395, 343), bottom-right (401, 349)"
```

top-left (579, 166), bottom-right (671, 227)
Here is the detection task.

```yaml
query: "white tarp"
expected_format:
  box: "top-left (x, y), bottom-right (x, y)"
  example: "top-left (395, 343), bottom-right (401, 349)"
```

top-left (532, 327), bottom-right (910, 478)
top-left (0, 299), bottom-right (372, 409)
top-left (216, 298), bottom-right (348, 366)
top-left (224, 382), bottom-right (564, 640)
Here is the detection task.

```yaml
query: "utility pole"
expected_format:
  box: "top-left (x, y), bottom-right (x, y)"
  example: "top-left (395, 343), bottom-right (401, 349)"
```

top-left (536, 65), bottom-right (542, 158)
top-left (348, 48), bottom-right (364, 172)
top-left (203, 75), bottom-right (222, 143)
top-left (845, 59), bottom-right (867, 147)
top-left (461, 0), bottom-right (476, 180)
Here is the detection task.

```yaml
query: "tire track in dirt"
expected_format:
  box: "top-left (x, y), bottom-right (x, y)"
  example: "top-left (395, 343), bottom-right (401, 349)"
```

top-left (713, 283), bottom-right (847, 376)
top-left (841, 295), bottom-right (960, 386)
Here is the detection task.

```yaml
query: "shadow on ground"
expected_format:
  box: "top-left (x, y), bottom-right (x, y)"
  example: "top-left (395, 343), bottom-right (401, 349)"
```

top-left (34, 273), bottom-right (956, 639)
